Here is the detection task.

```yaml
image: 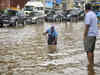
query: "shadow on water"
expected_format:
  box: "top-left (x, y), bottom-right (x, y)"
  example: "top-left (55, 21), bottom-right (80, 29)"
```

top-left (48, 45), bottom-right (57, 53)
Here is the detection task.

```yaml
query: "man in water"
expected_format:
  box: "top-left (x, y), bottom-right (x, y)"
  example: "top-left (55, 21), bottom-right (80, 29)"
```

top-left (43, 26), bottom-right (58, 45)
top-left (84, 3), bottom-right (98, 65)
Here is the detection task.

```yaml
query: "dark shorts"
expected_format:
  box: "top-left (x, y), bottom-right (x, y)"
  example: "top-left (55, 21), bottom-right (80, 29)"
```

top-left (84, 36), bottom-right (96, 52)
top-left (48, 38), bottom-right (57, 45)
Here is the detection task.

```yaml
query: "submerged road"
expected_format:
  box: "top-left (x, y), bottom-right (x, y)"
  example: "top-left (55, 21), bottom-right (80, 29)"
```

top-left (0, 22), bottom-right (100, 75)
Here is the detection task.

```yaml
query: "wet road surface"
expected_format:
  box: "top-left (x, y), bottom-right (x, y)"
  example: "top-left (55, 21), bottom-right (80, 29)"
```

top-left (0, 22), bottom-right (100, 75)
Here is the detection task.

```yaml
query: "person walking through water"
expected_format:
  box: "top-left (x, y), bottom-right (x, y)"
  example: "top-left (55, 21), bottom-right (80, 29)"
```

top-left (84, 3), bottom-right (98, 65)
top-left (43, 26), bottom-right (58, 45)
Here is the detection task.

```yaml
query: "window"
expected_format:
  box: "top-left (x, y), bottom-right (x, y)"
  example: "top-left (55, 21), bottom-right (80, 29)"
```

top-left (24, 6), bottom-right (33, 11)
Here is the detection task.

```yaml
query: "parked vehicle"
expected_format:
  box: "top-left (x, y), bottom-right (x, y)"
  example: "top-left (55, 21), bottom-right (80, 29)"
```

top-left (63, 10), bottom-right (73, 21)
top-left (25, 11), bottom-right (44, 24)
top-left (45, 13), bottom-right (56, 22)
top-left (0, 9), bottom-right (26, 27)
top-left (54, 11), bottom-right (67, 22)
top-left (63, 9), bottom-right (84, 22)
top-left (78, 10), bottom-right (85, 20)
top-left (45, 10), bottom-right (66, 22)
top-left (24, 1), bottom-right (44, 16)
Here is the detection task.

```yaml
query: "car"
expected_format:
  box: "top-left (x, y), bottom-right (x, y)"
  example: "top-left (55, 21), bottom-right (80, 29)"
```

top-left (63, 10), bottom-right (73, 21)
top-left (0, 9), bottom-right (26, 27)
top-left (25, 11), bottom-right (44, 24)
top-left (45, 13), bottom-right (55, 22)
top-left (44, 9), bottom-right (57, 22)
top-left (78, 10), bottom-right (85, 21)
top-left (63, 9), bottom-right (85, 22)
top-left (54, 12), bottom-right (67, 22)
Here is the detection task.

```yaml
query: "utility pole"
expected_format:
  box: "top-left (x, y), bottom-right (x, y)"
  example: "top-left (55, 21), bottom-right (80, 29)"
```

top-left (85, 0), bottom-right (87, 4)
top-left (8, 0), bottom-right (11, 8)
top-left (43, 0), bottom-right (45, 12)
top-left (53, 0), bottom-right (56, 9)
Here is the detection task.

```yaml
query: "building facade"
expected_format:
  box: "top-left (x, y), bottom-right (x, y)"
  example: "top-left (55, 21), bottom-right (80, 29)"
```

top-left (0, 0), bottom-right (29, 10)
top-left (0, 0), bottom-right (10, 10)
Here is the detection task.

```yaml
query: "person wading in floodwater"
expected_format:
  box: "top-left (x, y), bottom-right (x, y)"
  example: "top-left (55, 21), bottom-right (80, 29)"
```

top-left (83, 3), bottom-right (98, 65)
top-left (43, 26), bottom-right (58, 45)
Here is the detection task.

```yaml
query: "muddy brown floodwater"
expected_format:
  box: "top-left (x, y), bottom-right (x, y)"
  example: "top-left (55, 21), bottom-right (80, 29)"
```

top-left (0, 22), bottom-right (100, 75)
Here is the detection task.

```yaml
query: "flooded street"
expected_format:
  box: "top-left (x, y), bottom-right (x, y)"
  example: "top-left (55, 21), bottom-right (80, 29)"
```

top-left (0, 22), bottom-right (100, 75)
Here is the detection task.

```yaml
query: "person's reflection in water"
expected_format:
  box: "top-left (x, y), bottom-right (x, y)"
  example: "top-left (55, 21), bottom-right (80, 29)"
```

top-left (48, 45), bottom-right (57, 53)
top-left (47, 45), bottom-right (57, 60)
top-left (88, 64), bottom-right (96, 75)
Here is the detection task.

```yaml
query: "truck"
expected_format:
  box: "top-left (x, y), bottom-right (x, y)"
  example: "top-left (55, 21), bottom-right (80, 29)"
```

top-left (24, 1), bottom-right (44, 16)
